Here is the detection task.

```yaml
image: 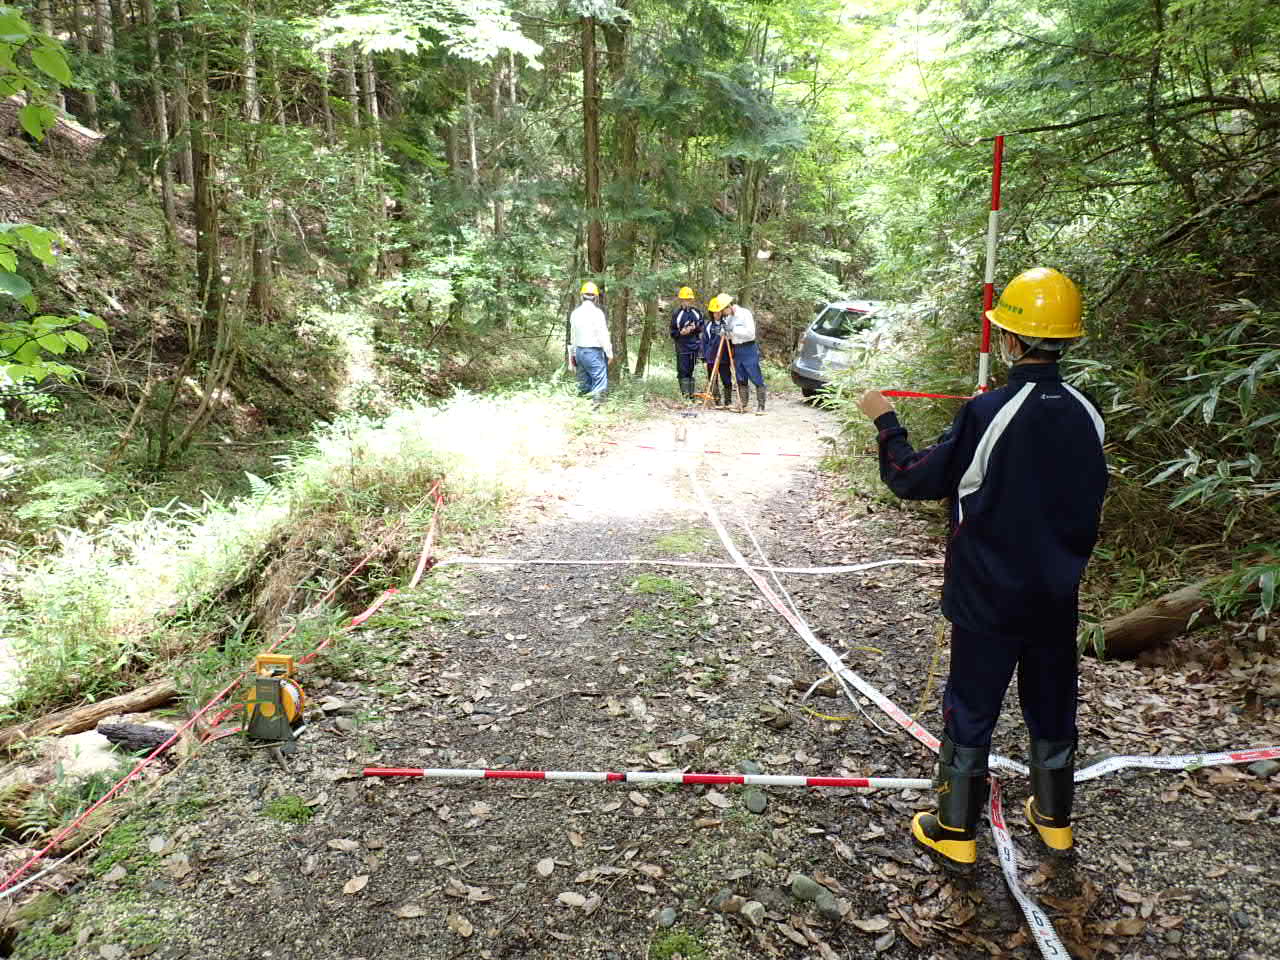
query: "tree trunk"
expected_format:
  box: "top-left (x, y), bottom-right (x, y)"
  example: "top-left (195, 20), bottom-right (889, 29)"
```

top-left (71, 2), bottom-right (98, 128)
top-left (141, 0), bottom-right (176, 242)
top-left (345, 45), bottom-right (360, 128)
top-left (166, 2), bottom-right (194, 185)
top-left (361, 51), bottom-right (380, 144)
top-left (191, 36), bottom-right (222, 337)
top-left (0, 680), bottom-right (177, 750)
top-left (602, 16), bottom-right (634, 371)
top-left (244, 10), bottom-right (272, 318)
top-left (581, 17), bottom-right (604, 278)
top-left (320, 50), bottom-right (335, 143)
top-left (37, 0), bottom-right (66, 112)
top-left (464, 80), bottom-right (479, 189)
top-left (1090, 581), bottom-right (1213, 658)
top-left (633, 233), bottom-right (661, 377)
top-left (93, 0), bottom-right (119, 101)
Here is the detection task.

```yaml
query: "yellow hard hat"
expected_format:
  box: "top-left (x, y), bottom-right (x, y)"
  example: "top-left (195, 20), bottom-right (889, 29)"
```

top-left (677, 286), bottom-right (695, 300)
top-left (986, 268), bottom-right (1083, 340)
top-left (708, 293), bottom-right (733, 313)
top-left (581, 281), bottom-right (600, 296)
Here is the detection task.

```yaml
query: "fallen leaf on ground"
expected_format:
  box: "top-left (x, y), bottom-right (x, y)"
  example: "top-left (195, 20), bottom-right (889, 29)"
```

top-left (558, 891), bottom-right (587, 907)
top-left (536, 858), bottom-right (554, 877)
top-left (396, 904), bottom-right (425, 918)
top-left (851, 916), bottom-right (891, 933)
top-left (328, 838), bottom-right (361, 852)
top-left (447, 914), bottom-right (474, 937)
top-left (705, 790), bottom-right (731, 809)
top-left (343, 875), bottom-right (369, 895)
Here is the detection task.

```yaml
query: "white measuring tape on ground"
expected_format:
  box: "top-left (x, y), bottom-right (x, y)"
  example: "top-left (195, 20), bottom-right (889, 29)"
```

top-left (681, 460), bottom-right (1081, 960)
top-left (682, 457), bottom-right (1280, 959)
top-left (1074, 744), bottom-right (1280, 782)
top-left (989, 778), bottom-right (1072, 958)
top-left (435, 556), bottom-right (936, 575)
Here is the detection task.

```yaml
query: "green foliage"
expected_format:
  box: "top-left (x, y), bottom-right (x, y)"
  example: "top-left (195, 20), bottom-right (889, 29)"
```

top-left (0, 21), bottom-right (105, 386)
top-left (263, 794), bottom-right (315, 824)
top-left (649, 928), bottom-right (708, 960)
top-left (92, 821), bottom-right (146, 876)
top-left (14, 476), bottom-right (112, 526)
top-left (630, 574), bottom-right (697, 607)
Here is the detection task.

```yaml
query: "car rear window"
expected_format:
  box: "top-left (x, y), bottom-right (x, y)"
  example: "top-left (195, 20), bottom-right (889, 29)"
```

top-left (813, 305), bottom-right (874, 339)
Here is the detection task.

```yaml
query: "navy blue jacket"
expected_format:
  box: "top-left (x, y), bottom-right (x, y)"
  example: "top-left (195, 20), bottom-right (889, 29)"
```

top-left (874, 363), bottom-right (1107, 634)
top-left (670, 307), bottom-right (704, 353)
top-left (701, 317), bottom-right (727, 364)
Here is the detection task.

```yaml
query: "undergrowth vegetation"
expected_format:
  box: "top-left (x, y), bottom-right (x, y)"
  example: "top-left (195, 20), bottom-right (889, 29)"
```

top-left (0, 385), bottom-right (628, 719)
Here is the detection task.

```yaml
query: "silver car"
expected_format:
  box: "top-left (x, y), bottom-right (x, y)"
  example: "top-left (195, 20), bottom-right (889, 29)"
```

top-left (789, 300), bottom-right (886, 397)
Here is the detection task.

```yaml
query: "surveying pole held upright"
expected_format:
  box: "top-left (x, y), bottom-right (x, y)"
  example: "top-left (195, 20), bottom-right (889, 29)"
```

top-left (978, 134), bottom-right (1004, 392)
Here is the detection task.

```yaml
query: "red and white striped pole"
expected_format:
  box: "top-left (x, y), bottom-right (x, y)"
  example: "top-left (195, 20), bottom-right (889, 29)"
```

top-left (977, 134), bottom-right (1004, 392)
top-left (365, 767), bottom-right (931, 790)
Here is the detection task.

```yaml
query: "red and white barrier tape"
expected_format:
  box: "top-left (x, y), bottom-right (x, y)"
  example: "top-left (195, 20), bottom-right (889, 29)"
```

top-left (435, 556), bottom-right (936, 576)
top-left (364, 767), bottom-right (931, 790)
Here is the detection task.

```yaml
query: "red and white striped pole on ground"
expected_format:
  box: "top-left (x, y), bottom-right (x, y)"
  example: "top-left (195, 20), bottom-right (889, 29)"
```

top-left (364, 767), bottom-right (931, 790)
top-left (978, 134), bottom-right (1005, 392)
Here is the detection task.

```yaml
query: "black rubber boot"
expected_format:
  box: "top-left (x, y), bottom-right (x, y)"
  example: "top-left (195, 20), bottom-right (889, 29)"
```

top-left (1026, 738), bottom-right (1075, 853)
top-left (679, 377), bottom-right (694, 400)
top-left (910, 735), bottom-right (989, 867)
top-left (754, 383), bottom-right (767, 415)
top-left (736, 384), bottom-right (748, 413)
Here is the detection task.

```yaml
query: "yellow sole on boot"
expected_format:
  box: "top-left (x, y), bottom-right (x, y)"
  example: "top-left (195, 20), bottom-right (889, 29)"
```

top-left (911, 812), bottom-right (976, 864)
top-left (1025, 798), bottom-right (1073, 851)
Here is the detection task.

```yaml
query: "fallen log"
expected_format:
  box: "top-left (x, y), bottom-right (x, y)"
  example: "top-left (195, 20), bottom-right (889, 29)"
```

top-left (1091, 580), bottom-right (1213, 658)
top-left (0, 679), bottom-right (178, 751)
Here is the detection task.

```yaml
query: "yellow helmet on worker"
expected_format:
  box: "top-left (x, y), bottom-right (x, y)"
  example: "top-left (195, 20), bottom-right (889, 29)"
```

top-left (677, 286), bottom-right (695, 300)
top-left (708, 293), bottom-right (733, 313)
top-left (986, 268), bottom-right (1083, 340)
top-left (581, 280), bottom-right (600, 296)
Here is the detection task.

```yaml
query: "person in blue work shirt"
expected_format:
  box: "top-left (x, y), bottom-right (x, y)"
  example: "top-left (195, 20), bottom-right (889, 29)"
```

top-left (670, 287), bottom-right (705, 402)
top-left (710, 294), bottom-right (766, 415)
top-left (568, 281), bottom-right (613, 406)
top-left (857, 267), bottom-right (1107, 867)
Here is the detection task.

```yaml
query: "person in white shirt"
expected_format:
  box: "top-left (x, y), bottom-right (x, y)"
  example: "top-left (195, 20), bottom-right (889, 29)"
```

top-left (568, 281), bottom-right (613, 405)
top-left (709, 294), bottom-right (766, 415)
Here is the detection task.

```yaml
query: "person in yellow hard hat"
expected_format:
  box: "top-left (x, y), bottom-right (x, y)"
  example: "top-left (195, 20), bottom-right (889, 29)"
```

top-left (710, 294), bottom-right (766, 415)
top-left (670, 286), bottom-right (705, 401)
top-left (568, 281), bottom-right (613, 406)
top-left (856, 267), bottom-right (1107, 868)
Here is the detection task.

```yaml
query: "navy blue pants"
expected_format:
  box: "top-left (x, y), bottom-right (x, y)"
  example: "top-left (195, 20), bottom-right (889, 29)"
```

top-left (942, 620), bottom-right (1078, 748)
top-left (675, 349), bottom-right (699, 380)
top-left (733, 341), bottom-right (765, 387)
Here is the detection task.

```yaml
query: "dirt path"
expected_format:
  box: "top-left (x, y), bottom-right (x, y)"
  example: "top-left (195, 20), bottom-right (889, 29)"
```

top-left (22, 388), bottom-right (1280, 960)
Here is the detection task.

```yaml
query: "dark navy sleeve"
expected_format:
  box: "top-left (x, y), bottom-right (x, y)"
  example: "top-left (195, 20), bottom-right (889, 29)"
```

top-left (670, 309), bottom-right (680, 340)
top-left (873, 408), bottom-right (972, 502)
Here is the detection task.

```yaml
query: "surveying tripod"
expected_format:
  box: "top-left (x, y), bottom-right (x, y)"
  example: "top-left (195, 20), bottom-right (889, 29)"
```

top-left (695, 330), bottom-right (735, 408)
